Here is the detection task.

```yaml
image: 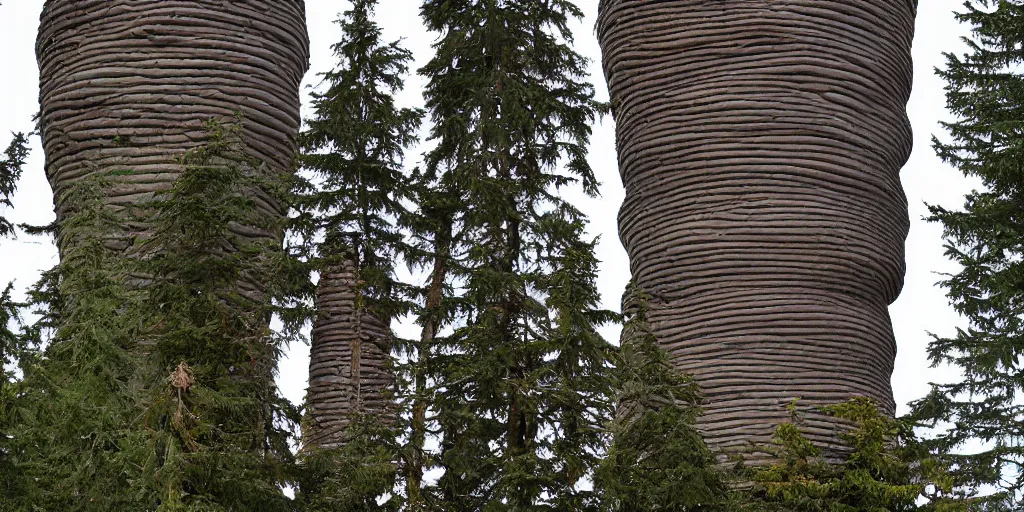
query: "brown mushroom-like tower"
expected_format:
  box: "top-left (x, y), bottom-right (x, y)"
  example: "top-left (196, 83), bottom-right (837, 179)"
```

top-left (304, 258), bottom-right (393, 449)
top-left (598, 1), bottom-right (915, 461)
top-left (37, 0), bottom-right (309, 255)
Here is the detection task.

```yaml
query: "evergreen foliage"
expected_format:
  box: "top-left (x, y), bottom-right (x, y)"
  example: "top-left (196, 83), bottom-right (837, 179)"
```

top-left (1, 4), bottom-right (993, 511)
top-left (597, 284), bottom-right (727, 511)
top-left (0, 133), bottom-right (29, 508)
top-left (401, 185), bottom-right (458, 512)
top-left (741, 399), bottom-right (968, 512)
top-left (0, 281), bottom-right (20, 508)
top-left (300, 413), bottom-right (402, 512)
top-left (418, 0), bottom-right (617, 508)
top-left (296, 0), bottom-right (423, 316)
top-left (0, 133), bottom-right (27, 397)
top-left (6, 122), bottom-right (301, 511)
top-left (131, 121), bottom-right (299, 510)
top-left (11, 176), bottom-right (148, 511)
top-left (910, 1), bottom-right (1024, 508)
top-left (293, 0), bottom-right (422, 507)
top-left (0, 133), bottom-right (27, 238)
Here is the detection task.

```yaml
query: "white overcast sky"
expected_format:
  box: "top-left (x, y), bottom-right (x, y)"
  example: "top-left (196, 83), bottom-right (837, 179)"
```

top-left (0, 1), bottom-right (977, 416)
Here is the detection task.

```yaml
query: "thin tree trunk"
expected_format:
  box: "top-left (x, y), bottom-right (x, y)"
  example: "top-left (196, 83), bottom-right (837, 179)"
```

top-left (407, 223), bottom-right (450, 510)
top-left (503, 215), bottom-right (529, 460)
top-left (598, 0), bottom-right (916, 463)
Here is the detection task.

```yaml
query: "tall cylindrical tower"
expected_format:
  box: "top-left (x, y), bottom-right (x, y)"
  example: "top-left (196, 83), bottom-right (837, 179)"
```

top-left (305, 258), bottom-right (393, 449)
top-left (598, 0), bottom-right (915, 461)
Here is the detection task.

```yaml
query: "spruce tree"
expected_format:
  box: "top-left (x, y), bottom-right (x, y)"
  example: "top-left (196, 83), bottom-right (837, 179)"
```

top-left (10, 122), bottom-right (303, 510)
top-left (6, 122), bottom-right (304, 511)
top-left (910, 2), bottom-right (1024, 508)
top-left (0, 133), bottom-right (27, 397)
top-left (0, 132), bottom-right (26, 239)
top-left (131, 121), bottom-right (299, 510)
top-left (12, 176), bottom-right (148, 510)
top-left (419, 0), bottom-right (616, 508)
top-left (293, 0), bottom-right (422, 508)
top-left (401, 183), bottom-right (459, 511)
top-left (0, 280), bottom-right (18, 506)
top-left (597, 284), bottom-right (726, 511)
top-left (296, 0), bottom-right (422, 322)
top-left (12, 121), bottom-right (303, 509)
top-left (741, 399), bottom-right (965, 512)
top-left (0, 133), bottom-right (29, 506)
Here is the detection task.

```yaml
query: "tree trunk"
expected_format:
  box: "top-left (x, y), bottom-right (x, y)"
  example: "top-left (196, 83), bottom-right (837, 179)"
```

top-left (407, 224), bottom-right (450, 509)
top-left (37, 0), bottom-right (309, 257)
top-left (598, 0), bottom-right (915, 463)
top-left (305, 258), bottom-right (393, 449)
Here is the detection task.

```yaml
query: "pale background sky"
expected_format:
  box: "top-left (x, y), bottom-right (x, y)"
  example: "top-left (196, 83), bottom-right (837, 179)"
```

top-left (0, 1), bottom-right (977, 418)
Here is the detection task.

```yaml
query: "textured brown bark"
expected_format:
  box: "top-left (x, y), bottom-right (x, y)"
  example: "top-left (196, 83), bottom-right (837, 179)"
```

top-left (598, 1), bottom-right (915, 462)
top-left (305, 258), bottom-right (393, 449)
top-left (37, 0), bottom-right (309, 256)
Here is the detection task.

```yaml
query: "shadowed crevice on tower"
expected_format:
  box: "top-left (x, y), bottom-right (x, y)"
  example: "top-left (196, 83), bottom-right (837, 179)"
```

top-left (598, 0), bottom-right (916, 463)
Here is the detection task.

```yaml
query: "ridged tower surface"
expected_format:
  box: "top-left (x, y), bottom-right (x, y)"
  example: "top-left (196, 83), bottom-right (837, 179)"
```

top-left (305, 258), bottom-right (393, 449)
top-left (37, 0), bottom-right (310, 254)
top-left (598, 0), bottom-right (915, 461)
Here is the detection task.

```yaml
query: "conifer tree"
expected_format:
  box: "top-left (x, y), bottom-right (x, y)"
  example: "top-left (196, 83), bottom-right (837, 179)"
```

top-left (7, 122), bottom-right (303, 511)
top-left (0, 280), bottom-right (18, 505)
top-left (301, 411), bottom-right (403, 511)
top-left (11, 122), bottom-right (304, 510)
top-left (0, 133), bottom-right (27, 396)
top-left (597, 284), bottom-right (727, 511)
top-left (297, 0), bottom-right (422, 328)
top-left (910, 2), bottom-right (1024, 509)
top-left (409, 192), bottom-right (469, 511)
top-left (131, 121), bottom-right (299, 509)
top-left (12, 176), bottom-right (148, 511)
top-left (419, 1), bottom-right (616, 508)
top-left (294, 0), bottom-right (422, 507)
top-left (0, 133), bottom-right (26, 239)
top-left (0, 133), bottom-right (29, 506)
top-left (742, 399), bottom-right (966, 512)
top-left (393, 177), bottom-right (461, 511)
